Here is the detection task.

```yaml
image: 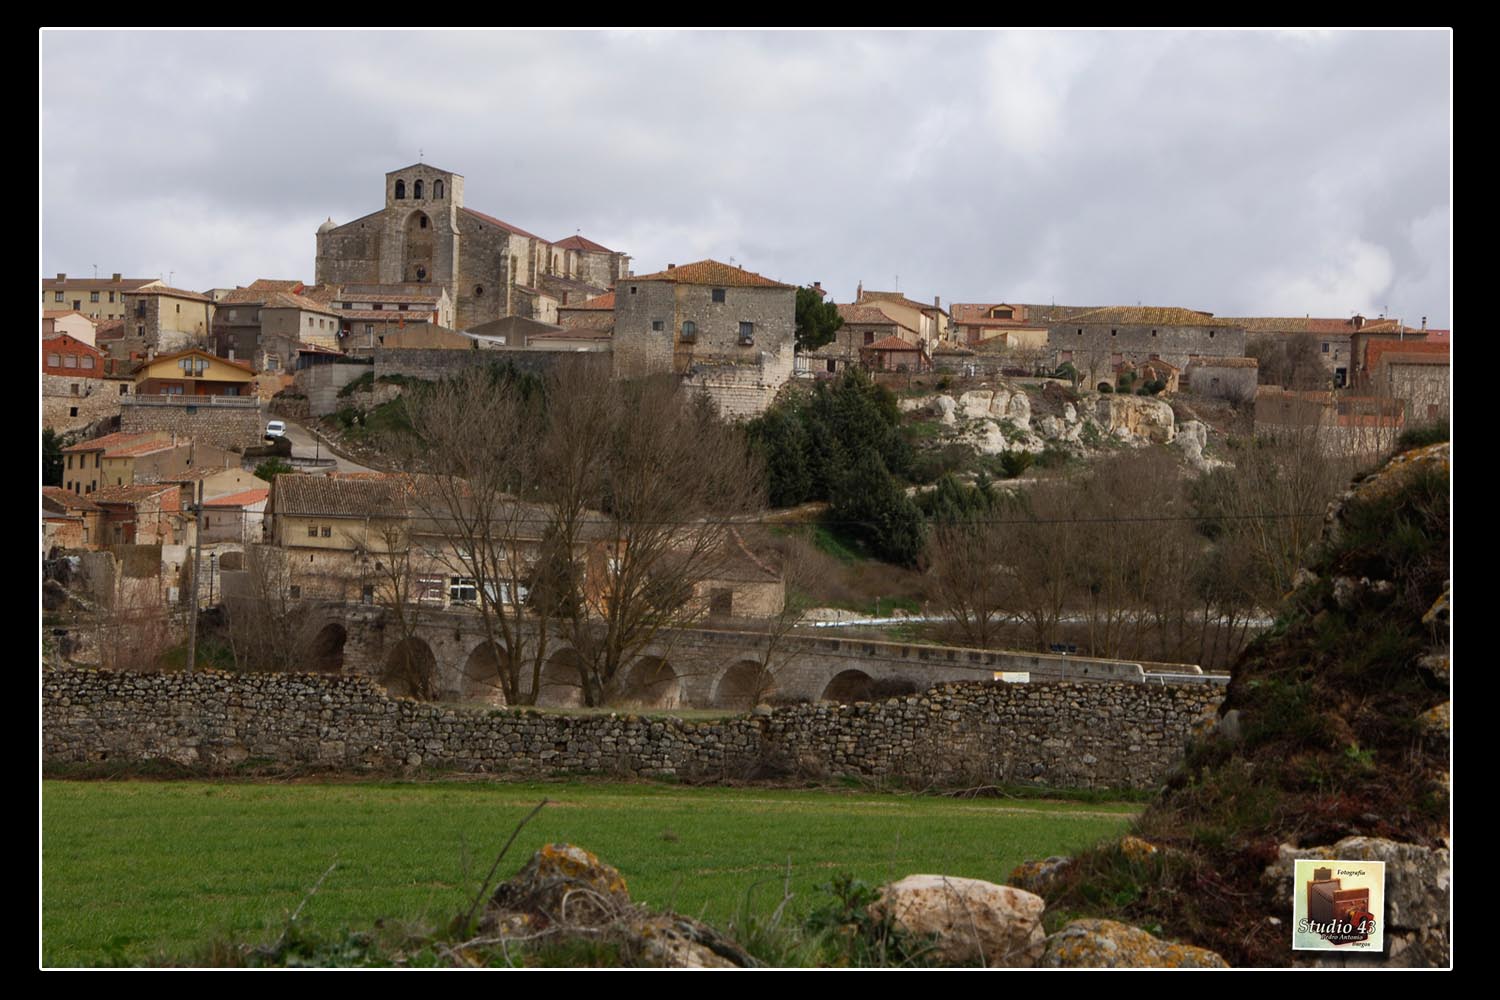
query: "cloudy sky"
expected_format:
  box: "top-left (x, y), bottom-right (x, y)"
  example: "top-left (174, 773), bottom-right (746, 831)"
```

top-left (41, 29), bottom-right (1451, 326)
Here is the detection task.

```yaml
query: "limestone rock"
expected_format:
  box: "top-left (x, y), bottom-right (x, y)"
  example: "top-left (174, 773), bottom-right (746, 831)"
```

top-left (1093, 395), bottom-right (1176, 445)
top-left (484, 843), bottom-right (632, 932)
top-left (873, 874), bottom-right (1045, 967)
top-left (958, 390), bottom-right (994, 420)
top-left (1005, 390), bottom-right (1031, 429)
top-left (964, 420), bottom-right (1007, 455)
top-left (898, 397), bottom-right (929, 414)
top-left (1040, 919), bottom-right (1228, 968)
top-left (1418, 651), bottom-right (1449, 686)
top-left (1007, 856), bottom-right (1073, 895)
top-left (1175, 419), bottom-right (1222, 472)
top-left (929, 395), bottom-right (958, 425)
top-left (1119, 835), bottom-right (1159, 863)
top-left (986, 388), bottom-right (1013, 418)
top-left (627, 913), bottom-right (757, 968)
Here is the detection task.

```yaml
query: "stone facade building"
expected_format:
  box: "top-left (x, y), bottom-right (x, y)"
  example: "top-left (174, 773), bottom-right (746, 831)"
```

top-left (120, 286), bottom-right (216, 356)
top-left (1048, 306), bottom-right (1247, 390)
top-left (315, 164), bottom-right (628, 332)
top-left (613, 260), bottom-right (796, 418)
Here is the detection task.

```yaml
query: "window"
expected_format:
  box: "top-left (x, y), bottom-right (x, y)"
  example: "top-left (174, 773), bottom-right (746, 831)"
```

top-left (1322, 343), bottom-right (1330, 353)
top-left (419, 215), bottom-right (428, 229)
top-left (1111, 329), bottom-right (1117, 337)
top-left (864, 331), bottom-right (875, 345)
top-left (176, 304), bottom-right (181, 314)
top-left (54, 291), bottom-right (63, 303)
top-left (680, 320), bottom-right (697, 342)
top-left (70, 383), bottom-right (79, 395)
top-left (449, 577), bottom-right (478, 604)
top-left (652, 320), bottom-right (664, 332)
top-left (712, 288), bottom-right (726, 303)
top-left (1151, 329), bottom-right (1157, 337)
top-left (47, 353), bottom-right (61, 367)
top-left (739, 322), bottom-right (754, 344)
top-left (136, 325), bottom-right (145, 338)
top-left (109, 291), bottom-right (115, 303)
top-left (321, 526), bottom-right (332, 538)
top-left (630, 286), bottom-right (637, 295)
top-left (67, 455), bottom-right (73, 470)
top-left (414, 179), bottom-right (424, 199)
top-left (418, 576), bottom-right (446, 604)
top-left (364, 324), bottom-right (374, 336)
top-left (361, 584), bottom-right (375, 604)
top-left (395, 180), bottom-right (406, 199)
top-left (69, 406), bottom-right (78, 417)
top-left (434, 179), bottom-right (444, 199)
top-left (289, 585), bottom-right (301, 599)
top-left (373, 303), bottom-right (383, 310)
top-left (223, 386), bottom-right (240, 396)
top-left (90, 291), bottom-right (99, 303)
top-left (81, 356), bottom-right (95, 370)
top-left (474, 285), bottom-right (484, 297)
top-left (119, 384), bottom-right (129, 395)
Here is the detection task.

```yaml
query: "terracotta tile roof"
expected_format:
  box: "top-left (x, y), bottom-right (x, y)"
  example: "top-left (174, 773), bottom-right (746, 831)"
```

top-left (108, 440), bottom-right (180, 458)
top-left (42, 309), bottom-right (96, 322)
top-left (217, 288), bottom-right (269, 305)
top-left (837, 304), bottom-right (899, 325)
top-left (629, 260), bottom-right (792, 289)
top-left (298, 283), bottom-right (341, 304)
top-left (460, 206), bottom-right (544, 241)
top-left (553, 234), bottom-right (615, 253)
top-left (203, 488), bottom-right (269, 508)
top-left (43, 487), bottom-right (102, 512)
top-left (861, 335), bottom-right (924, 352)
top-left (261, 291), bottom-right (339, 315)
top-left (340, 310), bottom-right (433, 322)
top-left (1065, 306), bottom-right (1220, 326)
top-left (564, 292), bottom-right (615, 311)
top-left (123, 285), bottom-right (214, 303)
top-left (1221, 316), bottom-right (1357, 335)
top-left (334, 292), bottom-right (442, 305)
top-left (1366, 340), bottom-right (1449, 370)
top-left (91, 483), bottom-right (179, 504)
top-left (271, 473), bottom-right (413, 518)
top-left (858, 290), bottom-right (949, 316)
top-left (247, 279), bottom-right (305, 292)
top-left (63, 430), bottom-right (166, 454)
top-left (43, 277), bottom-right (160, 291)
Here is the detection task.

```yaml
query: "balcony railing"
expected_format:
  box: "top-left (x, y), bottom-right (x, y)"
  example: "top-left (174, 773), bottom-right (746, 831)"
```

top-left (121, 394), bottom-right (260, 408)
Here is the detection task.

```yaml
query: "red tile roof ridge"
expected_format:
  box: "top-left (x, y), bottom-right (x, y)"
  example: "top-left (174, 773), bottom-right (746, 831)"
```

top-left (460, 206), bottom-right (545, 242)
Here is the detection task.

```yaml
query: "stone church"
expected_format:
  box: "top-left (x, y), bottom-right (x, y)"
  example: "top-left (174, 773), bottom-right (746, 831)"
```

top-left (314, 163), bottom-right (629, 331)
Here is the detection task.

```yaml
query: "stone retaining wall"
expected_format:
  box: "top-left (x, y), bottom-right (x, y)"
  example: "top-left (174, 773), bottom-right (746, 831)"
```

top-left (42, 669), bottom-right (1221, 789)
top-left (120, 399), bottom-right (265, 450)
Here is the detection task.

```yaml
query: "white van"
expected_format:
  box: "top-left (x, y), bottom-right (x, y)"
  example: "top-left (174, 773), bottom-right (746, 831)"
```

top-left (265, 420), bottom-right (287, 440)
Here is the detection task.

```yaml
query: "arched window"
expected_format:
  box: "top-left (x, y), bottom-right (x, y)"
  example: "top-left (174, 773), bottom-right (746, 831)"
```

top-left (414, 179), bottom-right (424, 199)
top-left (434, 180), bottom-right (444, 199)
top-left (474, 285), bottom-right (485, 297)
top-left (395, 180), bottom-right (406, 199)
top-left (419, 216), bottom-right (428, 229)
top-left (681, 320), bottom-right (697, 342)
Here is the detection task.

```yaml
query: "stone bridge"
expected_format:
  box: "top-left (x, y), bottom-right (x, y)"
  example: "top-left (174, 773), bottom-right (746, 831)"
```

top-left (302, 604), bottom-right (1218, 709)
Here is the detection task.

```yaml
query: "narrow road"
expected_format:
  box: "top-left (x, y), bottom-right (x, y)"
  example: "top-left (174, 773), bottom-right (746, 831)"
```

top-left (281, 419), bottom-right (375, 474)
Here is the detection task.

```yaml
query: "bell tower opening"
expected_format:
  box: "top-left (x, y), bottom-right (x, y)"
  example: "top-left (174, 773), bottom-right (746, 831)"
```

top-left (403, 210), bottom-right (434, 283)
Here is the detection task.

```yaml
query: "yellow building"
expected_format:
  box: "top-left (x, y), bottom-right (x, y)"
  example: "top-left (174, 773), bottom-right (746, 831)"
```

top-left (43, 273), bottom-right (162, 322)
top-left (134, 348), bottom-right (256, 396)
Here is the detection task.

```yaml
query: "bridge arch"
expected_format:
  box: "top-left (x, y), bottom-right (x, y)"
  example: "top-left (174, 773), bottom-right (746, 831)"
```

top-left (616, 655), bottom-right (681, 709)
top-left (307, 622), bottom-right (346, 673)
top-left (462, 640), bottom-right (508, 705)
top-left (821, 669), bottom-right (874, 704)
top-left (382, 636), bottom-right (437, 699)
top-left (537, 647), bottom-right (586, 708)
top-left (713, 659), bottom-right (776, 709)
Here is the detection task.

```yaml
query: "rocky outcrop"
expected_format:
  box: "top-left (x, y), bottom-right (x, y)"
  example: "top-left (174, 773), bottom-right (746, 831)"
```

top-left (1094, 394), bottom-right (1176, 444)
top-left (480, 844), bottom-right (756, 968)
top-left (873, 875), bottom-right (1046, 967)
top-left (1040, 919), bottom-right (1228, 968)
top-left (1006, 856), bottom-right (1073, 896)
top-left (1175, 419), bottom-right (1221, 472)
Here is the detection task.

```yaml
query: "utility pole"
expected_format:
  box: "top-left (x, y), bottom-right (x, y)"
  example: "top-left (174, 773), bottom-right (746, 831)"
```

top-left (185, 488), bottom-right (204, 673)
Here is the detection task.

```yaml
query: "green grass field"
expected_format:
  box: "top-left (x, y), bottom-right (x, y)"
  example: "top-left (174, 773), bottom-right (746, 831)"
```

top-left (42, 779), bottom-right (1139, 967)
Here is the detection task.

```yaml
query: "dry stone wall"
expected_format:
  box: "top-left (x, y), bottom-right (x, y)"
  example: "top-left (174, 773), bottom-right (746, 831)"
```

top-left (120, 398), bottom-right (264, 450)
top-left (43, 669), bottom-right (1221, 790)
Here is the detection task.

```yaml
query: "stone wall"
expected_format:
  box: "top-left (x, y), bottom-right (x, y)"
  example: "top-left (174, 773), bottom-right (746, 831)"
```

top-left (42, 669), bottom-right (1220, 790)
top-left (120, 398), bottom-right (265, 450)
top-left (295, 362), bottom-right (373, 417)
top-left (371, 346), bottom-right (602, 383)
top-left (1184, 358), bottom-right (1259, 403)
top-left (42, 374), bottom-right (127, 435)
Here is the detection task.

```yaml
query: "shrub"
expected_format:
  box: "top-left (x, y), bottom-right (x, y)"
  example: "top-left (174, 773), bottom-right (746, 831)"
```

top-left (999, 450), bottom-right (1035, 479)
top-left (1098, 382), bottom-right (1114, 394)
top-left (1396, 423), bottom-right (1449, 449)
top-left (935, 375), bottom-right (952, 392)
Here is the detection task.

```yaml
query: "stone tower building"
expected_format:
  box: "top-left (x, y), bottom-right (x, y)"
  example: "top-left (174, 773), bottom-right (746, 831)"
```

top-left (315, 164), bottom-right (628, 331)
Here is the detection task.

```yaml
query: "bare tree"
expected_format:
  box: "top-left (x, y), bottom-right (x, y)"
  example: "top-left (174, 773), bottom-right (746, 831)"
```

top-left (541, 367), bottom-right (765, 706)
top-left (925, 515), bottom-right (1013, 649)
top-left (221, 543), bottom-right (317, 672)
top-left (397, 366), bottom-right (555, 706)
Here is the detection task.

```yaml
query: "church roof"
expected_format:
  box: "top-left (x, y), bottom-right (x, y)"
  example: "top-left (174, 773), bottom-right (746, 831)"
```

top-left (629, 260), bottom-right (792, 289)
top-left (554, 234), bottom-right (615, 253)
top-left (460, 207), bottom-right (545, 242)
top-left (387, 161), bottom-right (462, 178)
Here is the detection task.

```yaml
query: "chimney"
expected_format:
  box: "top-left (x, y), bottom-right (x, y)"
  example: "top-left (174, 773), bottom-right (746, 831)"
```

top-left (813, 281), bottom-right (823, 294)
top-left (56, 272), bottom-right (66, 281)
top-left (934, 295), bottom-right (941, 309)
top-left (667, 263), bottom-right (675, 270)
top-left (1422, 316), bottom-right (1428, 331)
top-left (1352, 314), bottom-right (1364, 331)
top-left (111, 273), bottom-right (121, 282)
top-left (856, 281), bottom-right (864, 302)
